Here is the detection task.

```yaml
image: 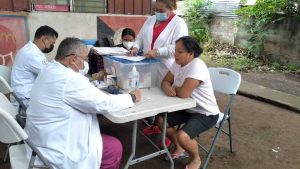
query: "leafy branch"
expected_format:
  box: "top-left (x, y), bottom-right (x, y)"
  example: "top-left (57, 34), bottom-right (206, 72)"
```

top-left (184, 0), bottom-right (214, 44)
top-left (236, 0), bottom-right (300, 56)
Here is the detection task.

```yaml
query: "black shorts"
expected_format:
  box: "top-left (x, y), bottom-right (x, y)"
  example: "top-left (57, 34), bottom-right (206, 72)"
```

top-left (166, 110), bottom-right (219, 139)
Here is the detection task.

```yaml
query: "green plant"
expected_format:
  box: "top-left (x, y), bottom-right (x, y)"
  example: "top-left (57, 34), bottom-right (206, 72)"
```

top-left (200, 42), bottom-right (297, 73)
top-left (271, 62), bottom-right (281, 71)
top-left (286, 64), bottom-right (298, 71)
top-left (184, 0), bottom-right (213, 43)
top-left (236, 0), bottom-right (300, 56)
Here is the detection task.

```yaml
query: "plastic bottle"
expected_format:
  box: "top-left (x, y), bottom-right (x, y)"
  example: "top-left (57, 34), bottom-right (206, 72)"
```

top-left (128, 65), bottom-right (140, 91)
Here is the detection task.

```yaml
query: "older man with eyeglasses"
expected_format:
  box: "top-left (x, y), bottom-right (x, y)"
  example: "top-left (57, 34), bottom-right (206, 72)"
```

top-left (25, 37), bottom-right (141, 169)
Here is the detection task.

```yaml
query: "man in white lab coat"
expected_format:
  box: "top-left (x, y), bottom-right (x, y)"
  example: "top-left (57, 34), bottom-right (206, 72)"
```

top-left (11, 25), bottom-right (58, 107)
top-left (25, 37), bottom-right (141, 169)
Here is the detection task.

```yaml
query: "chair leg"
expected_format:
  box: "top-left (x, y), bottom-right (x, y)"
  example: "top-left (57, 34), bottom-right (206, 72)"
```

top-left (202, 124), bottom-right (224, 169)
top-left (3, 144), bottom-right (10, 162)
top-left (228, 117), bottom-right (233, 153)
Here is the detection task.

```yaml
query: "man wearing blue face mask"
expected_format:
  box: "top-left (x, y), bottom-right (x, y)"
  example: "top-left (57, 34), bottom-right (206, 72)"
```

top-left (11, 25), bottom-right (58, 107)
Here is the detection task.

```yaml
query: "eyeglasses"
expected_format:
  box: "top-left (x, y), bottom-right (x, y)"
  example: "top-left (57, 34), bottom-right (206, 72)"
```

top-left (66, 54), bottom-right (88, 62)
top-left (76, 55), bottom-right (89, 62)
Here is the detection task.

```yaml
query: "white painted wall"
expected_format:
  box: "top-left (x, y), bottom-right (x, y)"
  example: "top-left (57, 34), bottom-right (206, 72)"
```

top-left (28, 12), bottom-right (100, 59)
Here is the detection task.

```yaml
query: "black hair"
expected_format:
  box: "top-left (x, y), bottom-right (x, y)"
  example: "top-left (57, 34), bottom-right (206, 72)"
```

top-left (34, 25), bottom-right (58, 39)
top-left (176, 36), bottom-right (203, 58)
top-left (156, 0), bottom-right (177, 10)
top-left (55, 37), bottom-right (86, 60)
top-left (121, 28), bottom-right (135, 38)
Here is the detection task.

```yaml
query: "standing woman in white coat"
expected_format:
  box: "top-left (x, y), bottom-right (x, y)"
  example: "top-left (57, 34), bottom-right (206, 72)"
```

top-left (130, 0), bottom-right (189, 84)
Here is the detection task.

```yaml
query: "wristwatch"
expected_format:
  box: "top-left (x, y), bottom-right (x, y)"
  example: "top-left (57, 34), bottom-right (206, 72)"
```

top-left (129, 93), bottom-right (136, 102)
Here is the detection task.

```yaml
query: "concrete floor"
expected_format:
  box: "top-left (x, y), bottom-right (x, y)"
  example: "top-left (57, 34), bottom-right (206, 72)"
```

top-left (2, 94), bottom-right (299, 169)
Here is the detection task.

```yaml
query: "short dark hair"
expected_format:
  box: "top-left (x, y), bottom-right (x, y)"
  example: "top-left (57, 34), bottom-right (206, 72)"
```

top-left (55, 37), bottom-right (86, 60)
top-left (122, 28), bottom-right (135, 39)
top-left (156, 0), bottom-right (177, 10)
top-left (176, 36), bottom-right (203, 58)
top-left (34, 25), bottom-right (58, 39)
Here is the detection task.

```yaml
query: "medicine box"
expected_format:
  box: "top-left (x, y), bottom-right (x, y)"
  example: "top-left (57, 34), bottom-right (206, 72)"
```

top-left (103, 56), bottom-right (160, 90)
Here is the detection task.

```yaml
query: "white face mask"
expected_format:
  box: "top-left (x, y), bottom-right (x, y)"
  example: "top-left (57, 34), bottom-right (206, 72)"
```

top-left (79, 61), bottom-right (89, 75)
top-left (123, 41), bottom-right (134, 50)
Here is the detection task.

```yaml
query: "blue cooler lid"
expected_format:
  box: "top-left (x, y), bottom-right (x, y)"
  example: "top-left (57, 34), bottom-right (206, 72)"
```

top-left (82, 39), bottom-right (97, 46)
top-left (106, 56), bottom-right (160, 64)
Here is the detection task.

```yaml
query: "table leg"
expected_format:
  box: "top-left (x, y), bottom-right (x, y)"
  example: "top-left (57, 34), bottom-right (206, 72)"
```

top-left (123, 114), bottom-right (174, 169)
top-left (124, 120), bottom-right (137, 169)
top-left (162, 112), bottom-right (174, 169)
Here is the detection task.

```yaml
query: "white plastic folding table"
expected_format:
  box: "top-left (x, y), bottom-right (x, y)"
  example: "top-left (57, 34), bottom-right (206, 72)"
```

top-left (103, 87), bottom-right (196, 169)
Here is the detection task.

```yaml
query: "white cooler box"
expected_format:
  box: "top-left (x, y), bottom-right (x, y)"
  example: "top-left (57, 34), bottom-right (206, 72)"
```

top-left (103, 56), bottom-right (160, 90)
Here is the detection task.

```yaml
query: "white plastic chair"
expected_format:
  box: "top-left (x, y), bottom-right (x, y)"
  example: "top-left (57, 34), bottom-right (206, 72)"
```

top-left (0, 66), bottom-right (27, 113)
top-left (0, 93), bottom-right (53, 169)
top-left (0, 69), bottom-right (27, 162)
top-left (0, 52), bottom-right (14, 66)
top-left (0, 65), bottom-right (12, 100)
top-left (0, 65), bottom-right (11, 84)
top-left (200, 67), bottom-right (241, 169)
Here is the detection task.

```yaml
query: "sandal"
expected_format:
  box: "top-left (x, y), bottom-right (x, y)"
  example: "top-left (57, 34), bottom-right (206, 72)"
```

top-left (142, 125), bottom-right (161, 135)
top-left (165, 151), bottom-right (189, 160)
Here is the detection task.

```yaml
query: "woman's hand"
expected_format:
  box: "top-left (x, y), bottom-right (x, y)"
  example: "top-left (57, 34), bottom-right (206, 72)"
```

top-left (128, 47), bottom-right (138, 56)
top-left (163, 85), bottom-right (176, 97)
top-left (144, 49), bottom-right (157, 58)
top-left (130, 89), bottom-right (142, 102)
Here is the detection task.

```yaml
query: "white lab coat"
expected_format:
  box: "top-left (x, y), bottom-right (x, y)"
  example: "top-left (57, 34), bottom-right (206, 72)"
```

top-left (25, 61), bottom-right (134, 169)
top-left (133, 14), bottom-right (188, 83)
top-left (11, 41), bottom-right (48, 104)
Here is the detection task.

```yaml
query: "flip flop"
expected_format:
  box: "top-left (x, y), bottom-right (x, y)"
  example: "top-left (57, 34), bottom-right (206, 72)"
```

top-left (171, 151), bottom-right (189, 159)
top-left (165, 151), bottom-right (189, 160)
top-left (184, 165), bottom-right (189, 169)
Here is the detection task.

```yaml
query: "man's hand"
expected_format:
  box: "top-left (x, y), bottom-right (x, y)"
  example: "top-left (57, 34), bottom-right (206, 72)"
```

top-left (130, 89), bottom-right (142, 102)
top-left (92, 70), bottom-right (106, 81)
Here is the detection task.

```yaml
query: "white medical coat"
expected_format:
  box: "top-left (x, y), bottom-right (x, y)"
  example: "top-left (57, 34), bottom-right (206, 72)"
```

top-left (25, 61), bottom-right (134, 169)
top-left (133, 14), bottom-right (188, 83)
top-left (11, 41), bottom-right (48, 103)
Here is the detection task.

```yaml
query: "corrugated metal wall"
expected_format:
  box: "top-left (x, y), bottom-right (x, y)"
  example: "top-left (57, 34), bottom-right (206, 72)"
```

top-left (200, 0), bottom-right (241, 18)
top-left (73, 0), bottom-right (106, 13)
top-left (0, 0), bottom-right (30, 11)
top-left (108, 0), bottom-right (152, 15)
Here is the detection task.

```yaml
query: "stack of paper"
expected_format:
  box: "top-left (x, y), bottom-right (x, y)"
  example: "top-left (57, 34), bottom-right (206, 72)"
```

top-left (93, 47), bottom-right (129, 55)
top-left (110, 55), bottom-right (145, 62)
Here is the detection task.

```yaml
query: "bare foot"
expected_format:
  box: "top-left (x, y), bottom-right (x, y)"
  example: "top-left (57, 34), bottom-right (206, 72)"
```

top-left (186, 158), bottom-right (201, 169)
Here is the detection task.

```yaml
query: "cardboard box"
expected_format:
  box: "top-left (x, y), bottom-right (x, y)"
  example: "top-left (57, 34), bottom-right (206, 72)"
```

top-left (103, 56), bottom-right (160, 90)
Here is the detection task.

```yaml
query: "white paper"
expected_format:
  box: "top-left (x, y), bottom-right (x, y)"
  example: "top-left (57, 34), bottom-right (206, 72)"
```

top-left (93, 47), bottom-right (129, 55)
top-left (110, 55), bottom-right (145, 62)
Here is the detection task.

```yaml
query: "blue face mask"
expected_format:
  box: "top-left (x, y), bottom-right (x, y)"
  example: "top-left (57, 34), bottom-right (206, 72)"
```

top-left (155, 12), bottom-right (168, 22)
